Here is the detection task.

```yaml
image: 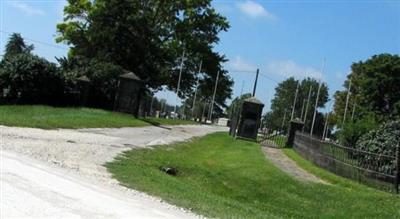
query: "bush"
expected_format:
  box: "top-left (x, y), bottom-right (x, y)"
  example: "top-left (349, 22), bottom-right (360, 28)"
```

top-left (58, 58), bottom-right (124, 109)
top-left (355, 120), bottom-right (400, 174)
top-left (338, 116), bottom-right (378, 147)
top-left (85, 60), bottom-right (123, 109)
top-left (0, 54), bottom-right (64, 105)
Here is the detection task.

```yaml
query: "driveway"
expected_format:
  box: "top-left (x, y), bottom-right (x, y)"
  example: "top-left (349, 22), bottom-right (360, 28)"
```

top-left (1, 124), bottom-right (227, 218)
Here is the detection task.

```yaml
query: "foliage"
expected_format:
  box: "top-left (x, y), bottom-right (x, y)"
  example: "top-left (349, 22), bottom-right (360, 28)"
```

top-left (0, 54), bottom-right (64, 105)
top-left (3, 33), bottom-right (34, 58)
top-left (355, 120), bottom-right (400, 174)
top-left (0, 105), bottom-right (196, 129)
top-left (338, 115), bottom-right (378, 147)
top-left (185, 94), bottom-right (210, 120)
top-left (226, 93), bottom-right (252, 118)
top-left (56, 56), bottom-right (125, 109)
top-left (85, 60), bottom-right (124, 109)
top-left (266, 77), bottom-right (329, 133)
top-left (107, 133), bottom-right (400, 219)
top-left (334, 54), bottom-right (400, 124)
top-left (56, 0), bottom-right (233, 107)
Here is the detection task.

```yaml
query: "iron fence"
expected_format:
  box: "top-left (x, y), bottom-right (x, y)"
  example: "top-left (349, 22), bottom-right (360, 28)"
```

top-left (293, 131), bottom-right (400, 193)
top-left (259, 124), bottom-right (288, 148)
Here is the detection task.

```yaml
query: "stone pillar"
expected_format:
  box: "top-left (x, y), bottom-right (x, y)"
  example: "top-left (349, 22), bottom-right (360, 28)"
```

top-left (286, 120), bottom-right (304, 147)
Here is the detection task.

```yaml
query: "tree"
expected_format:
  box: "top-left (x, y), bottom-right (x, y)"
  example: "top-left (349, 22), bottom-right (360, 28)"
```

top-left (0, 54), bottom-right (64, 105)
top-left (334, 54), bottom-right (400, 124)
top-left (56, 56), bottom-right (125, 109)
top-left (226, 93), bottom-right (252, 118)
top-left (56, 0), bottom-right (233, 107)
top-left (266, 77), bottom-right (329, 132)
top-left (4, 33), bottom-right (34, 58)
top-left (355, 120), bottom-right (400, 174)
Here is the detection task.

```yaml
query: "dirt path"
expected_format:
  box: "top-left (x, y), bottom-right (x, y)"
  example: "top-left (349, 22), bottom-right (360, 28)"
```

top-left (1, 124), bottom-right (227, 218)
top-left (262, 146), bottom-right (327, 184)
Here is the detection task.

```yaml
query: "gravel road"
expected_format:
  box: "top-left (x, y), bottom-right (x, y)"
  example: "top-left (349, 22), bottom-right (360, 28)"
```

top-left (1, 124), bottom-right (227, 218)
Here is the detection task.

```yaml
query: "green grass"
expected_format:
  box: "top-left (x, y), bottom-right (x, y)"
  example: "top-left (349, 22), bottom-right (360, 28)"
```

top-left (0, 105), bottom-right (197, 129)
top-left (106, 132), bottom-right (400, 219)
top-left (273, 135), bottom-right (287, 148)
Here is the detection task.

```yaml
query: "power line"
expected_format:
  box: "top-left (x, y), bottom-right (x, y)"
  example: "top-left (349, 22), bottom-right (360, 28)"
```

top-left (0, 30), bottom-right (69, 50)
top-left (227, 69), bottom-right (280, 84)
top-left (227, 69), bottom-right (256, 73)
top-left (258, 73), bottom-right (280, 84)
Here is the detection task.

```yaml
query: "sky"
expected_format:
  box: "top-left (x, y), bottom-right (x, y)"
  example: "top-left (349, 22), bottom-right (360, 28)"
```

top-left (1, 0), bottom-right (399, 113)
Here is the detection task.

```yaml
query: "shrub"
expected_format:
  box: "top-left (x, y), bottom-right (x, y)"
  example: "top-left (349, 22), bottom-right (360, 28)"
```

top-left (338, 116), bottom-right (378, 147)
top-left (355, 120), bottom-right (400, 174)
top-left (58, 57), bottom-right (124, 109)
top-left (85, 60), bottom-right (123, 109)
top-left (0, 54), bottom-right (64, 105)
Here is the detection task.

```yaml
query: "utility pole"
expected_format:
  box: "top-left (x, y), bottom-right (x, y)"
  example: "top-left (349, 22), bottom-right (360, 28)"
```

top-left (343, 78), bottom-right (352, 126)
top-left (322, 101), bottom-right (332, 140)
top-left (291, 81), bottom-right (300, 120)
top-left (351, 101), bottom-right (356, 121)
top-left (192, 60), bottom-right (202, 119)
top-left (300, 98), bottom-right (306, 121)
top-left (302, 85), bottom-right (313, 132)
top-left (281, 110), bottom-right (287, 131)
top-left (233, 80), bottom-right (245, 119)
top-left (322, 111), bottom-right (329, 140)
top-left (149, 95), bottom-right (154, 117)
top-left (208, 71), bottom-right (220, 122)
top-left (160, 101), bottom-right (164, 114)
top-left (252, 69), bottom-right (259, 97)
top-left (201, 99), bottom-right (208, 123)
top-left (310, 81), bottom-right (322, 137)
top-left (173, 50), bottom-right (186, 116)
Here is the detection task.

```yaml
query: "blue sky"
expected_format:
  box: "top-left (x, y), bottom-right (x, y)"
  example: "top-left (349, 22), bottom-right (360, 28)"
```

top-left (1, 0), bottom-right (399, 112)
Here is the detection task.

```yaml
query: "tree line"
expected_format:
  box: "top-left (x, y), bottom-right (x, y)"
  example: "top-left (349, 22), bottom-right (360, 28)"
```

top-left (0, 0), bottom-right (234, 118)
top-left (255, 53), bottom-right (399, 156)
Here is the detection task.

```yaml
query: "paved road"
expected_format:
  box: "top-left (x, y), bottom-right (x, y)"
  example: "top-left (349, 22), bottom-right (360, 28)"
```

top-left (1, 125), bottom-right (227, 218)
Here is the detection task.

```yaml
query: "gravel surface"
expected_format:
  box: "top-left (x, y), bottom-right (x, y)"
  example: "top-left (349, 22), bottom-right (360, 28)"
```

top-left (1, 124), bottom-right (227, 218)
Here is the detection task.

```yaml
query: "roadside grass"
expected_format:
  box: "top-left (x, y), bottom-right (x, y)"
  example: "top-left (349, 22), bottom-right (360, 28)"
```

top-left (0, 105), bottom-right (197, 129)
top-left (106, 132), bottom-right (400, 219)
top-left (283, 148), bottom-right (384, 190)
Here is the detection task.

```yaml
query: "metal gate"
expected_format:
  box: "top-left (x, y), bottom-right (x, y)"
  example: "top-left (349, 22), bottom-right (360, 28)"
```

top-left (259, 118), bottom-right (288, 148)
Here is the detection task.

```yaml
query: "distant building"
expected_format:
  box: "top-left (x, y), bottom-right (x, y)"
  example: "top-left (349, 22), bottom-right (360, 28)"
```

top-left (217, 118), bottom-right (229, 126)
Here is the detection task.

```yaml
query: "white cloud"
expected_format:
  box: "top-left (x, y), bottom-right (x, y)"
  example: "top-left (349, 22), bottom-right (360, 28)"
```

top-left (265, 60), bottom-right (323, 80)
top-left (228, 56), bottom-right (257, 72)
top-left (8, 1), bottom-right (45, 16)
top-left (236, 0), bottom-right (276, 19)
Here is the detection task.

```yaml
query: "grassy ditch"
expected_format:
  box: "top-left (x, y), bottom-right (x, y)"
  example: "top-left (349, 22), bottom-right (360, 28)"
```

top-left (107, 132), bottom-right (400, 218)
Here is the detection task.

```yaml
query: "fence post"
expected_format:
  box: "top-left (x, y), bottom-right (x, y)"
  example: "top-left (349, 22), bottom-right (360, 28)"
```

top-left (286, 120), bottom-right (304, 147)
top-left (395, 143), bottom-right (400, 194)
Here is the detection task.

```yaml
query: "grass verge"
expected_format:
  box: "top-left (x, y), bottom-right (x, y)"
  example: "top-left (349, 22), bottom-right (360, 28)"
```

top-left (106, 132), bottom-right (400, 219)
top-left (0, 105), bottom-right (197, 129)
